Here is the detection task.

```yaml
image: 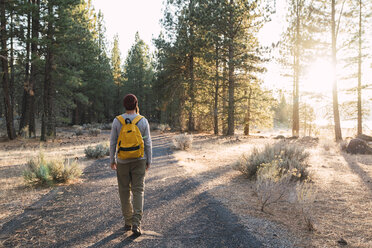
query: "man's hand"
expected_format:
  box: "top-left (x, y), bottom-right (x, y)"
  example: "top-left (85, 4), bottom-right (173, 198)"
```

top-left (111, 163), bottom-right (117, 170)
top-left (146, 163), bottom-right (150, 171)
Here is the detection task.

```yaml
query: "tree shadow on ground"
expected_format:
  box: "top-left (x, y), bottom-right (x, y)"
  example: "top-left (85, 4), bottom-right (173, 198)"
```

top-left (342, 153), bottom-right (372, 195)
top-left (0, 157), bottom-right (119, 247)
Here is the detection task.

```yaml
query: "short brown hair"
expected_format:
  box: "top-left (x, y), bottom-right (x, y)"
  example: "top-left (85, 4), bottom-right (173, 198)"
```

top-left (123, 94), bottom-right (138, 111)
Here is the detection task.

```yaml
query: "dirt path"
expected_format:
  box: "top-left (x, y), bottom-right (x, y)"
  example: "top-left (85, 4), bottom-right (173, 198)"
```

top-left (0, 133), bottom-right (294, 247)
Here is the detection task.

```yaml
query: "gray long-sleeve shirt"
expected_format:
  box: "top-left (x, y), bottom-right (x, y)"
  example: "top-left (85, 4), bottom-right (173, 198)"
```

top-left (110, 113), bottom-right (152, 165)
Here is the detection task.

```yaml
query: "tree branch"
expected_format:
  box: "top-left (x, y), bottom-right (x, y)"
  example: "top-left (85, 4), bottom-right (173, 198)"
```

top-left (335, 0), bottom-right (347, 42)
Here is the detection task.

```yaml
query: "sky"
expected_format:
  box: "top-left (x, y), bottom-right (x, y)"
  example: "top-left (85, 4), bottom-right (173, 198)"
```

top-left (92, 0), bottom-right (164, 57)
top-left (92, 0), bottom-right (287, 60)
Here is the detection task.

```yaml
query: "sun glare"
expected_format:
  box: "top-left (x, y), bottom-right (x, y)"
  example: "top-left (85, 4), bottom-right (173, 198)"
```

top-left (303, 59), bottom-right (335, 93)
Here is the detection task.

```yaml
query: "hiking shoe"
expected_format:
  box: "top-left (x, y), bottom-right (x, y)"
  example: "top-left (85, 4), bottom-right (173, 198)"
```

top-left (132, 225), bottom-right (141, 236)
top-left (124, 225), bottom-right (132, 232)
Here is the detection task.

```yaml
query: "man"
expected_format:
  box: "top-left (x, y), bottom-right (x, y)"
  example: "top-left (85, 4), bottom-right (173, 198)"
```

top-left (110, 94), bottom-right (152, 236)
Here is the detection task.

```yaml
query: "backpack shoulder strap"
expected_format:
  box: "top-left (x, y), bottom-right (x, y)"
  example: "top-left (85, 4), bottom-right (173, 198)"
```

top-left (116, 115), bottom-right (125, 125)
top-left (132, 115), bottom-right (144, 125)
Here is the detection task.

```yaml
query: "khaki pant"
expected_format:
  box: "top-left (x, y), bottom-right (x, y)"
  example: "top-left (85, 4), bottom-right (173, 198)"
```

top-left (116, 159), bottom-right (146, 226)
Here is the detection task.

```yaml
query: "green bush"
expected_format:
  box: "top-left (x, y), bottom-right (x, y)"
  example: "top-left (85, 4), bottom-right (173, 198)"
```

top-left (23, 153), bottom-right (82, 186)
top-left (237, 142), bottom-right (310, 181)
top-left (84, 144), bottom-right (109, 159)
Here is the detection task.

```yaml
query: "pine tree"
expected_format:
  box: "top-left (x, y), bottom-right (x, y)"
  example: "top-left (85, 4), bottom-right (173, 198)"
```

top-left (157, 0), bottom-right (268, 134)
top-left (220, 0), bottom-right (266, 135)
top-left (1, 0), bottom-right (16, 140)
top-left (243, 83), bottom-right (275, 135)
top-left (273, 91), bottom-right (291, 128)
top-left (310, 0), bottom-right (350, 141)
top-left (1, 0), bottom-right (115, 139)
top-left (41, 0), bottom-right (56, 141)
top-left (154, 33), bottom-right (187, 129)
top-left (280, 0), bottom-right (316, 137)
top-left (356, 0), bottom-right (362, 135)
top-left (123, 32), bottom-right (154, 118)
top-left (19, 0), bottom-right (32, 134)
top-left (300, 102), bottom-right (315, 136)
top-left (19, 0), bottom-right (40, 137)
top-left (197, 0), bottom-right (224, 135)
top-left (344, 0), bottom-right (371, 135)
top-left (331, 0), bottom-right (343, 141)
top-left (111, 35), bottom-right (122, 116)
top-left (161, 0), bottom-right (199, 131)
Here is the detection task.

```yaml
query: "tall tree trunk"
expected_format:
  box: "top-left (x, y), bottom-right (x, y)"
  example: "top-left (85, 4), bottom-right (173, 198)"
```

top-left (41, 1), bottom-right (54, 141)
top-left (19, 3), bottom-right (31, 133)
top-left (72, 101), bottom-right (79, 125)
top-left (304, 103), bottom-right (307, 136)
top-left (213, 44), bottom-right (219, 135)
top-left (116, 84), bottom-right (120, 115)
top-left (292, 1), bottom-right (300, 137)
top-left (9, 8), bottom-right (15, 120)
top-left (331, 0), bottom-right (342, 141)
top-left (1, 0), bottom-right (16, 140)
top-left (46, 50), bottom-right (55, 137)
top-left (188, 0), bottom-right (195, 132)
top-left (227, 0), bottom-right (235, 136)
top-left (357, 0), bottom-right (362, 135)
top-left (29, 0), bottom-right (40, 137)
top-left (244, 87), bottom-right (252, 136)
top-left (222, 61), bottom-right (228, 135)
top-left (188, 50), bottom-right (195, 131)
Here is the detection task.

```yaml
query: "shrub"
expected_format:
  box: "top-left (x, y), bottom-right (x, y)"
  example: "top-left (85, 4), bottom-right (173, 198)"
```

top-left (83, 123), bottom-right (95, 130)
top-left (48, 159), bottom-right (82, 183)
top-left (75, 128), bottom-right (83, 136)
top-left (152, 123), bottom-right (170, 132)
top-left (290, 181), bottom-right (317, 231)
top-left (100, 123), bottom-right (112, 130)
top-left (84, 144), bottom-right (109, 159)
top-left (23, 153), bottom-right (82, 186)
top-left (88, 128), bottom-right (101, 136)
top-left (20, 125), bottom-right (29, 138)
top-left (255, 161), bottom-right (291, 212)
top-left (237, 142), bottom-right (310, 180)
top-left (173, 133), bottom-right (193, 150)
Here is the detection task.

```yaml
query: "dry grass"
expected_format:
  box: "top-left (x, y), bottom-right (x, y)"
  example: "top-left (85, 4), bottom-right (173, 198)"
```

top-left (23, 152), bottom-right (82, 186)
top-left (255, 161), bottom-right (292, 212)
top-left (237, 142), bottom-right (310, 180)
top-left (84, 144), bottom-right (110, 159)
top-left (173, 133), bottom-right (193, 150)
top-left (0, 128), bottom-right (109, 167)
top-left (173, 133), bottom-right (372, 247)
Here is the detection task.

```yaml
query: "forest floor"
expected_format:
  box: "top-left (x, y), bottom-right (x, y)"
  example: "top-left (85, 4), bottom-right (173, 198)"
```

top-left (0, 128), bottom-right (110, 227)
top-left (0, 129), bottom-right (371, 247)
top-left (174, 132), bottom-right (372, 248)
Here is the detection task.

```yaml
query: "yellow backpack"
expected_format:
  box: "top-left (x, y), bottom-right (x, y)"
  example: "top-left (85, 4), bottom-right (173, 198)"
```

top-left (116, 115), bottom-right (144, 160)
